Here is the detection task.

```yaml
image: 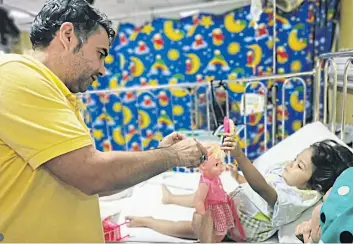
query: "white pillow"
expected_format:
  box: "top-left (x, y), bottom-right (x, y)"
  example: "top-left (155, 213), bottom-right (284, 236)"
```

top-left (253, 121), bottom-right (351, 174)
top-left (278, 202), bottom-right (321, 243)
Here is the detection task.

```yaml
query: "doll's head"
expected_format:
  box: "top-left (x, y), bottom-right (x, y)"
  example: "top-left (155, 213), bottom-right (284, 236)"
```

top-left (200, 144), bottom-right (226, 178)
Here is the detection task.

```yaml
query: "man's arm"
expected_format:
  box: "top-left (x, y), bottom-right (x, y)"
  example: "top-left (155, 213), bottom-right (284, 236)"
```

top-left (99, 190), bottom-right (122, 197)
top-left (46, 145), bottom-right (176, 195)
top-left (97, 132), bottom-right (188, 197)
top-left (45, 138), bottom-right (205, 196)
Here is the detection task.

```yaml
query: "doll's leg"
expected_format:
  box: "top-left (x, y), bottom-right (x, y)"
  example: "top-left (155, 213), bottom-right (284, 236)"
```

top-left (161, 184), bottom-right (196, 208)
top-left (214, 235), bottom-right (225, 243)
top-left (126, 216), bottom-right (196, 240)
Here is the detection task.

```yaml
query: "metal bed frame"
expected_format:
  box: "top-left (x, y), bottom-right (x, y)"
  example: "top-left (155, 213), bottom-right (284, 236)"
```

top-left (313, 51), bottom-right (353, 140)
top-left (81, 50), bottom-right (353, 155)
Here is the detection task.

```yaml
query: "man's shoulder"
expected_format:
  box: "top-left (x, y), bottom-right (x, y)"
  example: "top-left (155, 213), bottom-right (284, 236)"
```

top-left (0, 54), bottom-right (62, 98)
top-left (0, 53), bottom-right (29, 65)
top-left (0, 54), bottom-right (40, 74)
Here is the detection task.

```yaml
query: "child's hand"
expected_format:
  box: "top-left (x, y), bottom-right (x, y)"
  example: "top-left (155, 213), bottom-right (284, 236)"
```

top-left (221, 134), bottom-right (244, 158)
top-left (227, 164), bottom-right (247, 184)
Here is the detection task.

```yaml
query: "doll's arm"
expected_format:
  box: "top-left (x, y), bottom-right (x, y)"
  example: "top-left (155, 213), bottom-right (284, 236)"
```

top-left (195, 183), bottom-right (209, 215)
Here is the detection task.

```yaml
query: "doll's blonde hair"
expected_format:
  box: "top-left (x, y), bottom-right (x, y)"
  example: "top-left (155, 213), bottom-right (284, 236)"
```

top-left (203, 142), bottom-right (238, 166)
top-left (204, 143), bottom-right (226, 163)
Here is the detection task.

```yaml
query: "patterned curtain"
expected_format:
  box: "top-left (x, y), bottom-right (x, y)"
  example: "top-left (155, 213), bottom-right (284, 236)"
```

top-left (82, 0), bottom-right (338, 167)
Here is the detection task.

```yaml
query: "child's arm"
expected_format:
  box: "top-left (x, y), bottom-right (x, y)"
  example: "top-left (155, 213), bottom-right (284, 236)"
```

top-left (194, 183), bottom-right (209, 215)
top-left (222, 135), bottom-right (278, 207)
top-left (228, 164), bottom-right (247, 184)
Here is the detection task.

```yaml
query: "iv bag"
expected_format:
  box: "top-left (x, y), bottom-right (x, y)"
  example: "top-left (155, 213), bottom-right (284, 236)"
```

top-left (250, 0), bottom-right (263, 29)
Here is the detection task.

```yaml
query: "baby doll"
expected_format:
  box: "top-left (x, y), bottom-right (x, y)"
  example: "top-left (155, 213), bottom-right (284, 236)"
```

top-left (194, 144), bottom-right (245, 242)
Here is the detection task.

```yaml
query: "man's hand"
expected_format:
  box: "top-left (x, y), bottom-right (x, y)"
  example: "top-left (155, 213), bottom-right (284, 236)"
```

top-left (296, 204), bottom-right (323, 243)
top-left (192, 210), bottom-right (215, 242)
top-left (159, 132), bottom-right (186, 148)
top-left (192, 211), bottom-right (203, 238)
top-left (170, 138), bottom-right (208, 168)
top-left (310, 204), bottom-right (323, 243)
top-left (296, 220), bottom-right (312, 243)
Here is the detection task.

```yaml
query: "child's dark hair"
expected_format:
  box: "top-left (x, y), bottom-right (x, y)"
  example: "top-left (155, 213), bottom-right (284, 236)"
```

top-left (308, 139), bottom-right (353, 194)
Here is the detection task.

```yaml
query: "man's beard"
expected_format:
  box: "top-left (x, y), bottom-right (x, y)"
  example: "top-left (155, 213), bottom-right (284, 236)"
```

top-left (70, 74), bottom-right (93, 93)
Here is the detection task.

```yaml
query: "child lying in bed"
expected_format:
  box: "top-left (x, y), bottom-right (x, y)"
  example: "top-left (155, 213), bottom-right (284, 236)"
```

top-left (126, 138), bottom-right (353, 242)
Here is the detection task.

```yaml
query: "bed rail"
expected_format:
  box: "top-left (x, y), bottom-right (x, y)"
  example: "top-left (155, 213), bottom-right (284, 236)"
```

top-left (313, 50), bottom-right (353, 140)
top-left (80, 50), bottom-right (353, 156)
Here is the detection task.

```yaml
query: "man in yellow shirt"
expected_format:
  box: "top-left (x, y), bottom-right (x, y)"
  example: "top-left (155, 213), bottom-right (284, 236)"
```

top-left (0, 0), bottom-right (207, 242)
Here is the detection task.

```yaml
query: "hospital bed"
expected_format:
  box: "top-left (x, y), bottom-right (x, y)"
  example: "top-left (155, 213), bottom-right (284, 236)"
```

top-left (100, 121), bottom-right (352, 243)
top-left (93, 50), bottom-right (353, 242)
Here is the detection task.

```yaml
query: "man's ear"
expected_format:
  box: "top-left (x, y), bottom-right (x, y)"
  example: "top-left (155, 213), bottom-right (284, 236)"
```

top-left (58, 22), bottom-right (76, 51)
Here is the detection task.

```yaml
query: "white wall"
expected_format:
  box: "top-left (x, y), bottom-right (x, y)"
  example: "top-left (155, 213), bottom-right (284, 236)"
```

top-left (10, 0), bottom-right (251, 31)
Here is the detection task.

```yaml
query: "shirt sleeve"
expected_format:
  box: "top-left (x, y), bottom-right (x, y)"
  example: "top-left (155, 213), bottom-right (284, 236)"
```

top-left (270, 178), bottom-right (322, 227)
top-left (0, 61), bottom-right (93, 170)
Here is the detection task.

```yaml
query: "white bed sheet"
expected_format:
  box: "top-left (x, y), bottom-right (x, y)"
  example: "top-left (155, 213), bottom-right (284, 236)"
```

top-left (100, 121), bottom-right (350, 243)
top-left (116, 172), bottom-right (281, 243)
top-left (116, 172), bottom-right (235, 243)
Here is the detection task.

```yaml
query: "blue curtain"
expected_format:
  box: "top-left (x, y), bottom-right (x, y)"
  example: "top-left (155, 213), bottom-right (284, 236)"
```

top-left (82, 0), bottom-right (338, 170)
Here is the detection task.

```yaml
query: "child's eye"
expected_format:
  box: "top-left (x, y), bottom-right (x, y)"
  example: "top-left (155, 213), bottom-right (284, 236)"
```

top-left (216, 163), bottom-right (219, 166)
top-left (298, 165), bottom-right (302, 169)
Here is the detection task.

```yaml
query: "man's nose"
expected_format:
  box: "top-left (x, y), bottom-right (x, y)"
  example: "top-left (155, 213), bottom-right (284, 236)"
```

top-left (99, 63), bottom-right (106, 76)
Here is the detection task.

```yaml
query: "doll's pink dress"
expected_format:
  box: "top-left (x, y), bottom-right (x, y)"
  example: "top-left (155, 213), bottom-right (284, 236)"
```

top-left (200, 175), bottom-right (245, 239)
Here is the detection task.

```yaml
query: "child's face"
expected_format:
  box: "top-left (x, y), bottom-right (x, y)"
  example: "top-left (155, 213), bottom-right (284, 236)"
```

top-left (202, 155), bottom-right (225, 177)
top-left (282, 148), bottom-right (315, 189)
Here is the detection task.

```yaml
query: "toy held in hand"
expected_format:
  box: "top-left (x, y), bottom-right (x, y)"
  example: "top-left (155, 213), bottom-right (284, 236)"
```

top-left (223, 117), bottom-right (236, 164)
top-left (223, 117), bottom-right (235, 134)
top-left (194, 144), bottom-right (245, 242)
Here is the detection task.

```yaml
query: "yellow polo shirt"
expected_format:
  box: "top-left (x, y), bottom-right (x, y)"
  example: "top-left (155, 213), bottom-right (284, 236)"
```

top-left (0, 54), bottom-right (104, 242)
